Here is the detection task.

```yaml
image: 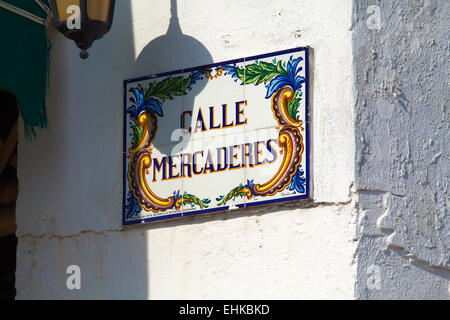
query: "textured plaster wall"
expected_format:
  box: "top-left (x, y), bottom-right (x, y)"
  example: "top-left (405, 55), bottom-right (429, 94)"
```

top-left (17, 204), bottom-right (356, 299)
top-left (15, 0), bottom-right (356, 299)
top-left (352, 0), bottom-right (449, 299)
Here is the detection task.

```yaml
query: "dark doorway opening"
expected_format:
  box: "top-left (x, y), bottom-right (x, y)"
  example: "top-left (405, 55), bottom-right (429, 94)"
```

top-left (0, 89), bottom-right (18, 300)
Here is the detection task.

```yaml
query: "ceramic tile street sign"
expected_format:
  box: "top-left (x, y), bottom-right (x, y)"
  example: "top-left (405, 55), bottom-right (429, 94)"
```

top-left (123, 47), bottom-right (309, 225)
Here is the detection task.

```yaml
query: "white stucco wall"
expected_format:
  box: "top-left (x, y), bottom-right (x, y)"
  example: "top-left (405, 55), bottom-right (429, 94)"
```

top-left (15, 0), bottom-right (356, 299)
top-left (352, 0), bottom-right (449, 299)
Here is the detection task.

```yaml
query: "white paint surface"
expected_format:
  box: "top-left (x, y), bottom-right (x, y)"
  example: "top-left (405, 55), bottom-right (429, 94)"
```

top-left (15, 0), bottom-right (356, 299)
top-left (352, 0), bottom-right (449, 299)
top-left (17, 204), bottom-right (356, 299)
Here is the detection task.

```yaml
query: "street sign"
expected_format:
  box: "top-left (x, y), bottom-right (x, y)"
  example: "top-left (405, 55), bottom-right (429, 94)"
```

top-left (123, 47), bottom-right (309, 224)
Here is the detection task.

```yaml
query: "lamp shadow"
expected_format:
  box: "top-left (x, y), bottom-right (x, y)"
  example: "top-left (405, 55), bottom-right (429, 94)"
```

top-left (125, 0), bottom-right (213, 299)
top-left (130, 0), bottom-right (213, 150)
top-left (127, 0), bottom-right (213, 203)
top-left (131, 0), bottom-right (213, 77)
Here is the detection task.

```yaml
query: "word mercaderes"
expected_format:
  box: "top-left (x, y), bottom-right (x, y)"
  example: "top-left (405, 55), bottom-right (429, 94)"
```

top-left (151, 139), bottom-right (279, 182)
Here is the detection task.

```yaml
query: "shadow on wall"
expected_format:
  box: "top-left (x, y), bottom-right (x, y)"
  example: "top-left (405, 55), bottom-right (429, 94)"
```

top-left (16, 0), bottom-right (228, 300)
top-left (126, 0), bottom-right (212, 298)
top-left (17, 0), bottom-right (143, 299)
top-left (125, 0), bottom-right (212, 298)
top-left (132, 0), bottom-right (213, 76)
top-left (130, 0), bottom-right (213, 149)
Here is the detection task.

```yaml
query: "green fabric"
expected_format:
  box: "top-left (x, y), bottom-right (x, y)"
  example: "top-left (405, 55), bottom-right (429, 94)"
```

top-left (0, 0), bottom-right (49, 139)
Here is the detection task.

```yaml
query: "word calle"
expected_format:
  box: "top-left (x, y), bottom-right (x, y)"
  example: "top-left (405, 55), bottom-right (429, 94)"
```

top-left (181, 100), bottom-right (247, 133)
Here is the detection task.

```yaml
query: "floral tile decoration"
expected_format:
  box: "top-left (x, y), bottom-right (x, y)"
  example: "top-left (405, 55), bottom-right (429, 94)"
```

top-left (123, 47), bottom-right (310, 225)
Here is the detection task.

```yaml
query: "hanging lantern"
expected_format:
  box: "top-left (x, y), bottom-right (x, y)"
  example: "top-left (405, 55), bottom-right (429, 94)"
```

top-left (50, 0), bottom-right (115, 59)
